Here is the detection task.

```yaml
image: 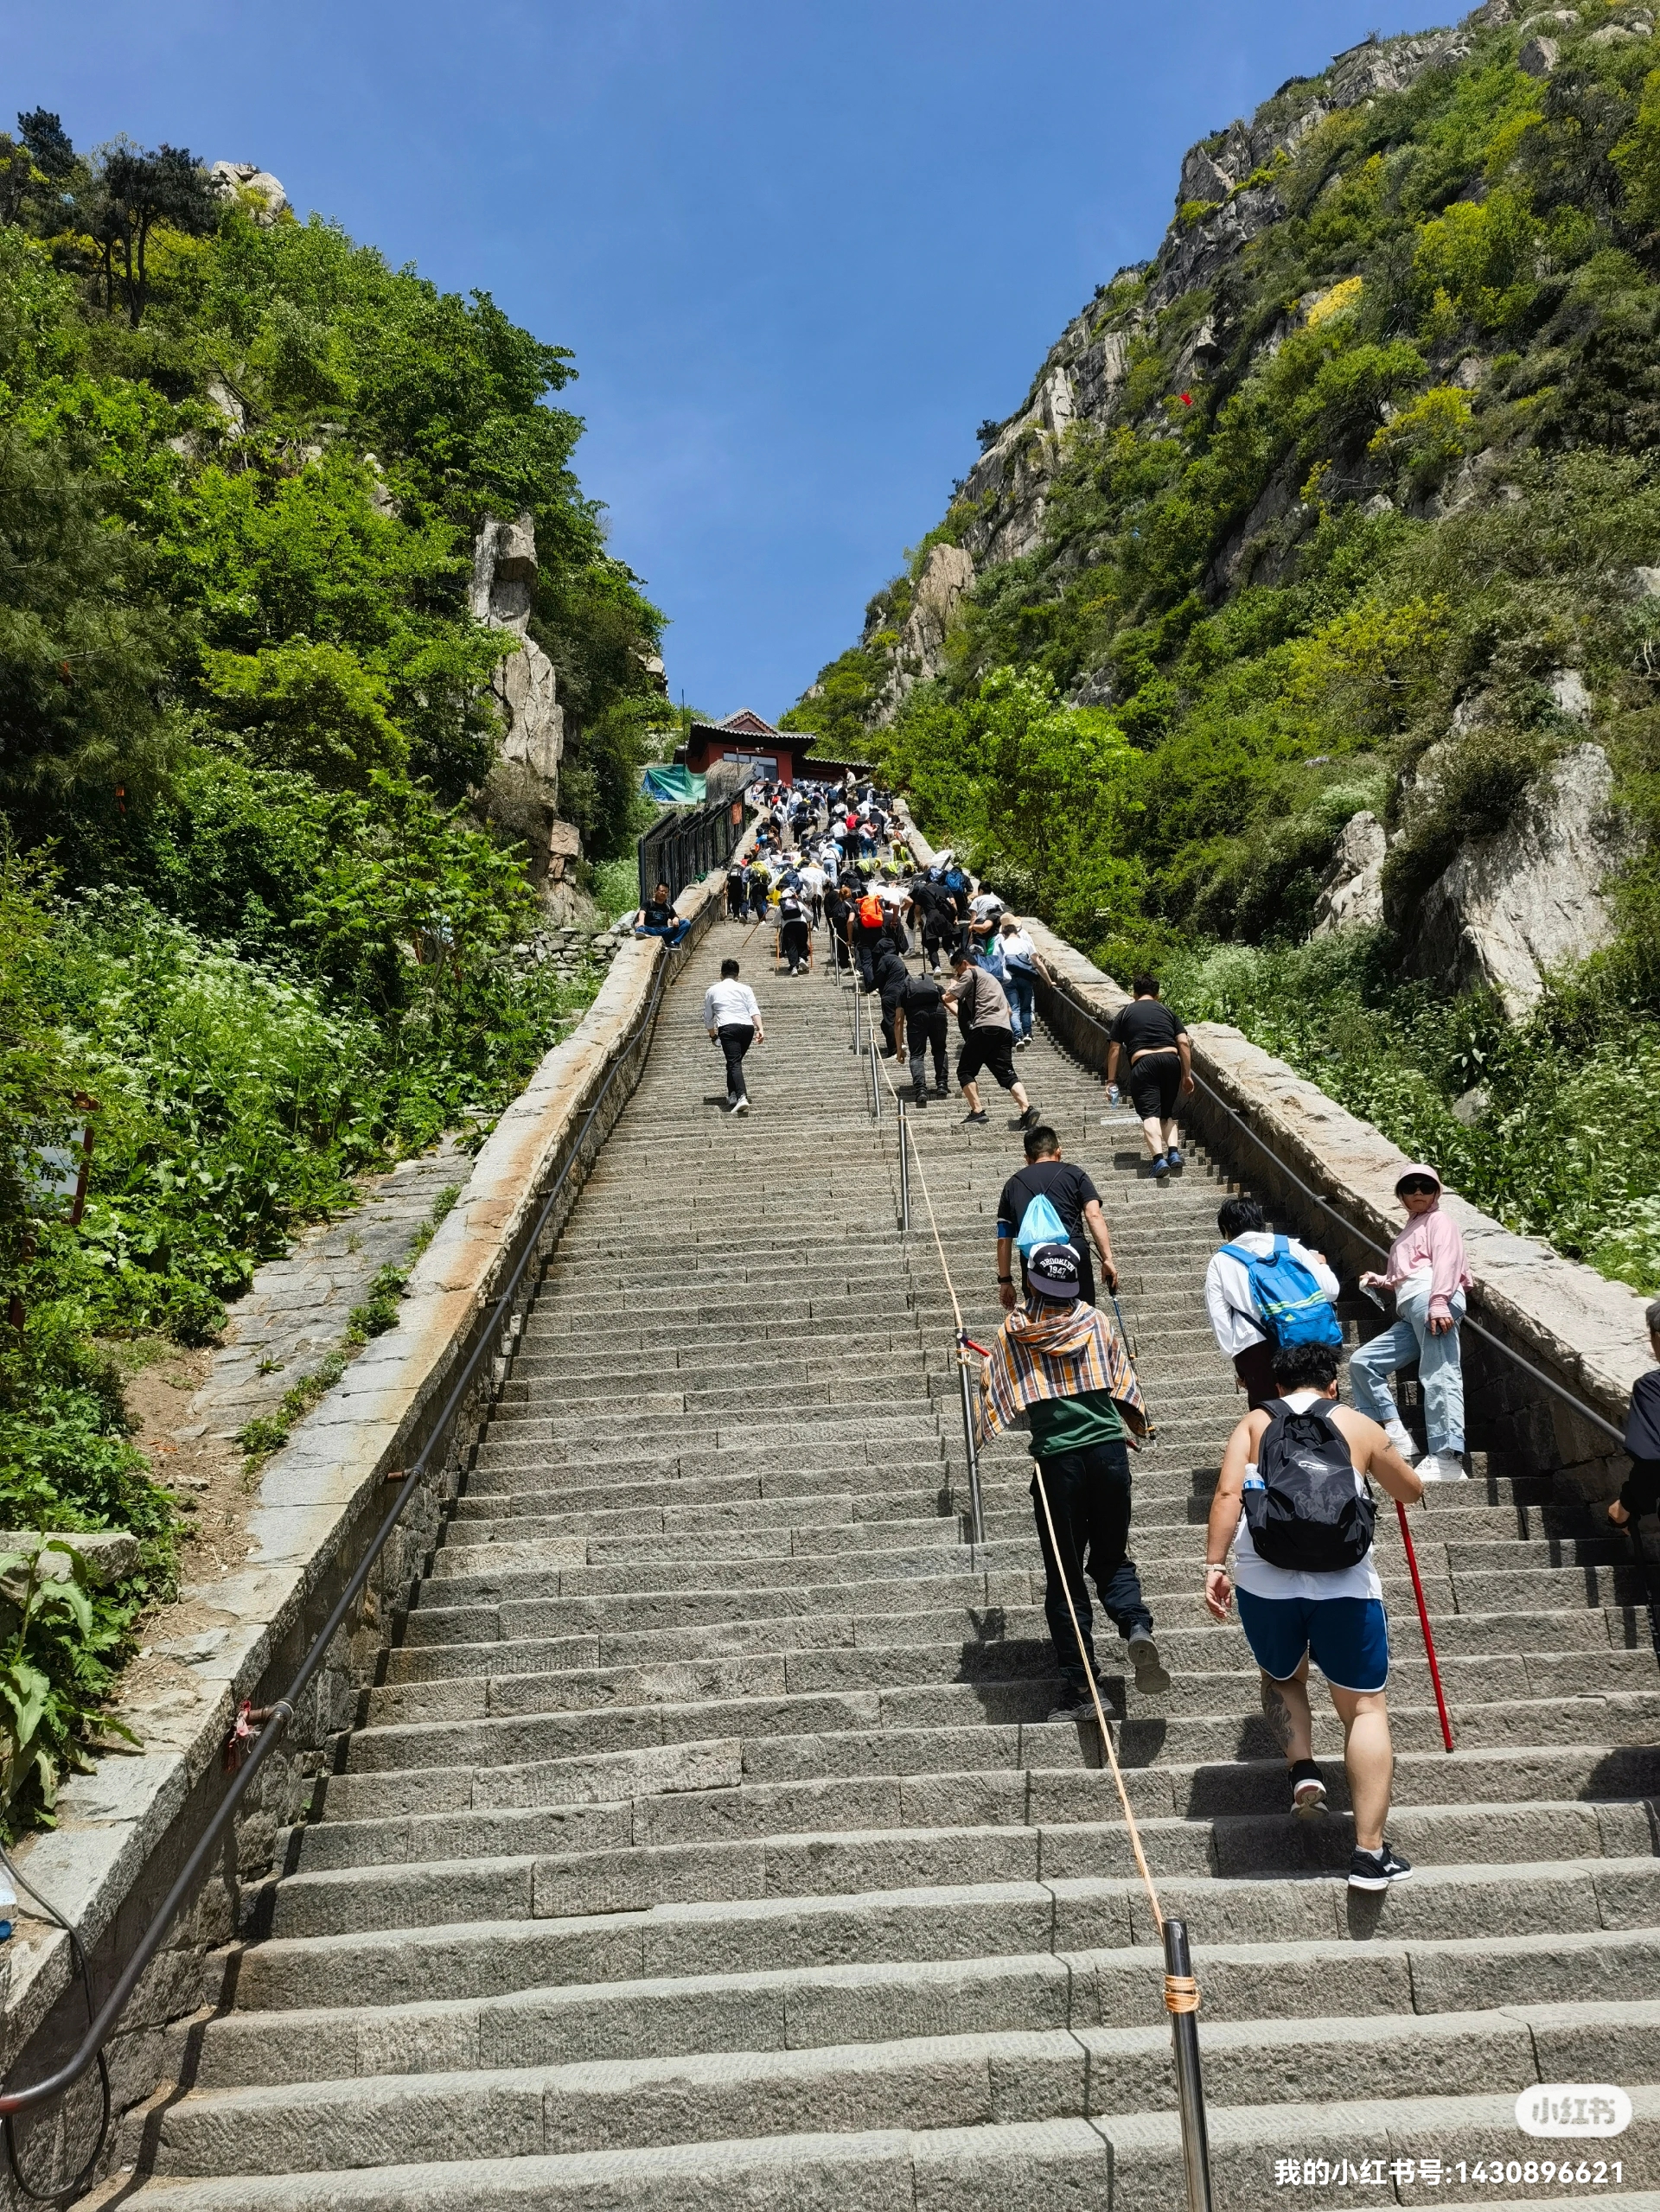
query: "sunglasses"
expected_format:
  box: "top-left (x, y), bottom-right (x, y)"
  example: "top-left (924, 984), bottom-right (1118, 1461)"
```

top-left (1396, 1177), bottom-right (1439, 1196)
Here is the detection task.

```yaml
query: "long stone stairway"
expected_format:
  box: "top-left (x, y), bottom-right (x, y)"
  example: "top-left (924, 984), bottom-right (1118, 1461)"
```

top-left (121, 926), bottom-right (1660, 2209)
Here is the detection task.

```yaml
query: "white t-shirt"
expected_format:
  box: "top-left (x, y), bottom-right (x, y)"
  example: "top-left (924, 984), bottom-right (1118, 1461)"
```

top-left (969, 892), bottom-right (1005, 922)
top-left (703, 980), bottom-right (761, 1030)
top-left (999, 928), bottom-right (1038, 972)
top-left (1203, 1233), bottom-right (1340, 1357)
top-left (1229, 1389), bottom-right (1382, 1603)
top-left (800, 864), bottom-right (826, 896)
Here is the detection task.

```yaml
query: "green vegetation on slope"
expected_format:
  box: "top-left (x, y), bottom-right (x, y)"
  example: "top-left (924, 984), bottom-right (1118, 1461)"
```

top-left (0, 115), bottom-right (667, 1820)
top-left (794, 8), bottom-right (1660, 1294)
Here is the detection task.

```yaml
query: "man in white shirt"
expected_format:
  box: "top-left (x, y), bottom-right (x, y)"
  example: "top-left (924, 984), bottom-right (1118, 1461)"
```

top-left (702, 959), bottom-right (764, 1116)
top-left (798, 858), bottom-right (827, 927)
top-left (1204, 1196), bottom-right (1339, 1408)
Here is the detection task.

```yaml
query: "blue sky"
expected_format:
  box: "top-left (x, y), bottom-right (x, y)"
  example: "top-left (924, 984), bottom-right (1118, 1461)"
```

top-left (12, 1), bottom-right (1439, 720)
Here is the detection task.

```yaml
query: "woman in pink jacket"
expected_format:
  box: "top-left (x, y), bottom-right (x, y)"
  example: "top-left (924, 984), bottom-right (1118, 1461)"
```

top-left (1348, 1163), bottom-right (1474, 1482)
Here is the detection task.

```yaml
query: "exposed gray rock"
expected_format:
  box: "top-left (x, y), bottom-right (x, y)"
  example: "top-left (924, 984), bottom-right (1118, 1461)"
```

top-left (1634, 566), bottom-right (1660, 597)
top-left (1519, 33), bottom-right (1561, 72)
top-left (1312, 811), bottom-right (1388, 938)
top-left (208, 161), bottom-right (290, 222)
top-left (471, 514), bottom-right (576, 894)
top-left (1068, 666), bottom-right (1117, 709)
top-left (1452, 1084), bottom-right (1492, 1126)
top-left (1548, 667), bottom-right (1592, 721)
top-left (1416, 743), bottom-right (1638, 1014)
top-left (0, 1533), bottom-right (140, 1589)
top-left (872, 544), bottom-right (975, 725)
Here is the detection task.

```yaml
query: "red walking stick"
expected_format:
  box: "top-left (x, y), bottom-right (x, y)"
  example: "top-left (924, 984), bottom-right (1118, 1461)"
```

top-left (1394, 1499), bottom-right (1454, 1751)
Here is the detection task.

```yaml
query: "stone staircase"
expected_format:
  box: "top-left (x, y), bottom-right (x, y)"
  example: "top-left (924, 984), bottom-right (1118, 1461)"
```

top-left (118, 928), bottom-right (1660, 2209)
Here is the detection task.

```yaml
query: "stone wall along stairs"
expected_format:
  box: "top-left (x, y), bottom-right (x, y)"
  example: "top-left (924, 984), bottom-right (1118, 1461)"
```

top-left (109, 921), bottom-right (1660, 2210)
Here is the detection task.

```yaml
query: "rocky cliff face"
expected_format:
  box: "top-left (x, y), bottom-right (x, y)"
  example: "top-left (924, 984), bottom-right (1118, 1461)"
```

top-left (471, 513), bottom-right (581, 906)
top-left (807, 0), bottom-right (1654, 1011)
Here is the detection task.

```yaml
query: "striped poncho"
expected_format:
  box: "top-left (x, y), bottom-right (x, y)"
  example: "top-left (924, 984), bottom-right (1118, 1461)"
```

top-left (980, 1298), bottom-right (1147, 1442)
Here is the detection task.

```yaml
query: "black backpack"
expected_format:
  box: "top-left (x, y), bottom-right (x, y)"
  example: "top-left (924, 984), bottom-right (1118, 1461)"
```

top-left (1244, 1399), bottom-right (1376, 1572)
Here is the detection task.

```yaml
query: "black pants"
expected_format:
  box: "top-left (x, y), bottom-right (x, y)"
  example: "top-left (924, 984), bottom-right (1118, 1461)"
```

top-left (1128, 1049), bottom-right (1183, 1120)
top-left (856, 929), bottom-right (884, 990)
top-left (780, 919), bottom-right (809, 969)
top-left (1618, 1454), bottom-right (1660, 1519)
top-left (717, 1023), bottom-right (754, 1100)
top-left (726, 882), bottom-right (745, 919)
top-left (1031, 1440), bottom-right (1152, 1686)
top-left (879, 997), bottom-right (904, 1055)
top-left (906, 1006), bottom-right (948, 1091)
top-left (922, 929), bottom-right (947, 972)
top-left (750, 886), bottom-right (768, 921)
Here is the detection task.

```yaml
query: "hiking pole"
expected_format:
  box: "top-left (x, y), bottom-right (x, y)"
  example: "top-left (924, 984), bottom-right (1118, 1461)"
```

top-left (1163, 1916), bottom-right (1215, 2212)
top-left (1394, 1500), bottom-right (1454, 1751)
top-left (897, 1098), bottom-right (910, 1233)
top-left (954, 1331), bottom-right (986, 1548)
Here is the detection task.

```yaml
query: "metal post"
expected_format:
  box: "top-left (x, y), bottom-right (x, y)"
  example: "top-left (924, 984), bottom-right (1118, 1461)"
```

top-left (954, 1333), bottom-right (986, 1549)
top-left (851, 971), bottom-right (861, 1053)
top-left (1162, 1916), bottom-right (1214, 2212)
top-left (868, 1007), bottom-right (880, 1123)
top-left (897, 1100), bottom-right (910, 1233)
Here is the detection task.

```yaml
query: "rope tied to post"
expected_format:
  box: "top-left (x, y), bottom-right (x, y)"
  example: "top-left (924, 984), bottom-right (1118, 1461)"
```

top-left (1164, 1975), bottom-right (1201, 2014)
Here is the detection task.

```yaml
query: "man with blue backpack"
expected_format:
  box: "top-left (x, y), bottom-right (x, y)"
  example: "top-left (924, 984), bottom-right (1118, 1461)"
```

top-left (996, 1127), bottom-right (1118, 1313)
top-left (1204, 1196), bottom-right (1341, 1409)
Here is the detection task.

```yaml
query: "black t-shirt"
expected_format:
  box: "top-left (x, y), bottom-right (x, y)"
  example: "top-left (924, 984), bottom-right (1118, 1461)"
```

top-left (996, 1159), bottom-right (1101, 1251)
top-left (1109, 998), bottom-right (1187, 1058)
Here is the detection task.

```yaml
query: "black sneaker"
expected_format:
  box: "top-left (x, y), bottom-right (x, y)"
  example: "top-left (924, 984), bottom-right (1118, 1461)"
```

top-left (1290, 1758), bottom-right (1327, 1819)
top-left (1348, 1842), bottom-right (1413, 1890)
top-left (1127, 1632), bottom-right (1169, 1695)
top-left (1046, 1680), bottom-right (1095, 1724)
top-left (1012, 1105), bottom-right (1040, 1131)
top-left (963, 1109), bottom-right (989, 1125)
top-left (912, 1090), bottom-right (929, 1109)
top-left (934, 1081), bottom-right (949, 1097)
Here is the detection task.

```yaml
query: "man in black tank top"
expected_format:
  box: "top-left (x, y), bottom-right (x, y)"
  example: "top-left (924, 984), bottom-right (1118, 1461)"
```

top-left (1105, 975), bottom-right (1193, 1179)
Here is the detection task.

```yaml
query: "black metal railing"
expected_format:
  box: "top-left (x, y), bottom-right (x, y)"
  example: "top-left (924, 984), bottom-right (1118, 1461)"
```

top-left (0, 927), bottom-right (697, 2186)
top-left (638, 775), bottom-right (754, 908)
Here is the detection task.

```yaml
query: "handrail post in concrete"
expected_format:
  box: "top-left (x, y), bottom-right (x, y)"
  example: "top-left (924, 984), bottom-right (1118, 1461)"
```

top-left (897, 1100), bottom-right (910, 1233)
top-left (954, 1333), bottom-right (986, 1549)
top-left (868, 1008), bottom-right (881, 1123)
top-left (1162, 1916), bottom-right (1215, 2212)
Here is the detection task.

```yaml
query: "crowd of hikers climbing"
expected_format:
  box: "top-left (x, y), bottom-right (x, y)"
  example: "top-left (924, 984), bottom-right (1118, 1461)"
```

top-left (674, 767), bottom-right (1660, 1898)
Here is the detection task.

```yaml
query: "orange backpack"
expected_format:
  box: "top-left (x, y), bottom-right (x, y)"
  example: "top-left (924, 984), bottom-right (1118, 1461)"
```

top-left (857, 893), bottom-right (885, 929)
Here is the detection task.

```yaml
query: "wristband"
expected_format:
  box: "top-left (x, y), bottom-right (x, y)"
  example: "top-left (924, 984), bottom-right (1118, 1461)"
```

top-left (997, 1275), bottom-right (1013, 1284)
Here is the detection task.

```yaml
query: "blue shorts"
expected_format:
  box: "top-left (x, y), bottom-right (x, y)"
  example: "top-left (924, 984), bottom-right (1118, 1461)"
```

top-left (1235, 1591), bottom-right (1389, 1695)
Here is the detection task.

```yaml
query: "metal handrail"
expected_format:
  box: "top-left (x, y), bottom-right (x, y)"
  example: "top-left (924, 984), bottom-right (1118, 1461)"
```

top-left (0, 929), bottom-right (692, 2127)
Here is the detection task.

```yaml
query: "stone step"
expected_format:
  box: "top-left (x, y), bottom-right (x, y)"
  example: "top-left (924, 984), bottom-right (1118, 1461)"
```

top-left (144, 2002), bottom-right (1659, 2176)
top-left (187, 1932), bottom-right (1660, 2094)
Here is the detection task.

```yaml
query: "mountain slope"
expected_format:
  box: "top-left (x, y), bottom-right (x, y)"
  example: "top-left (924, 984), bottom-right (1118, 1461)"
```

top-left (787, 0), bottom-right (1660, 1293)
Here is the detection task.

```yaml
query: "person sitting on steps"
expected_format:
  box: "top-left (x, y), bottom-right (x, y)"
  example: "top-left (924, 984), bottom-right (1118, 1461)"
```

top-left (633, 880), bottom-right (691, 948)
top-left (1104, 974), bottom-right (1192, 1177)
top-left (1204, 1337), bottom-right (1423, 1890)
top-left (1606, 1298), bottom-right (1660, 1532)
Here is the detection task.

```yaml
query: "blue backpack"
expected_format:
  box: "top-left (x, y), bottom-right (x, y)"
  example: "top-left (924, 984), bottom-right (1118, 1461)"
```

top-left (1221, 1238), bottom-right (1343, 1349)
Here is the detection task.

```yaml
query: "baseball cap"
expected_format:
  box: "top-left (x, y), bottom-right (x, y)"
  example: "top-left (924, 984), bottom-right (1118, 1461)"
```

top-left (1026, 1242), bottom-right (1082, 1299)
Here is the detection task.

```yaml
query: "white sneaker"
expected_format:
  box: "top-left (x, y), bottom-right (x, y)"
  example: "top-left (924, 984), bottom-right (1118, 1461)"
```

top-left (1384, 1420), bottom-right (1415, 1457)
top-left (1415, 1451), bottom-right (1466, 1482)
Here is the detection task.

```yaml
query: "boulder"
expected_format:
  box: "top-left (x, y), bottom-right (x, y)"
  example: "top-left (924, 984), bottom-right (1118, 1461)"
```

top-left (1518, 34), bottom-right (1561, 73)
top-left (208, 161), bottom-right (290, 222)
top-left (1416, 743), bottom-right (1638, 1014)
top-left (1548, 666), bottom-right (1592, 720)
top-left (1312, 811), bottom-right (1388, 938)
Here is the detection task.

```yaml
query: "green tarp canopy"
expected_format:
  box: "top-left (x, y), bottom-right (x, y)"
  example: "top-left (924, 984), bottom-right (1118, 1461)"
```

top-left (642, 765), bottom-right (706, 804)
